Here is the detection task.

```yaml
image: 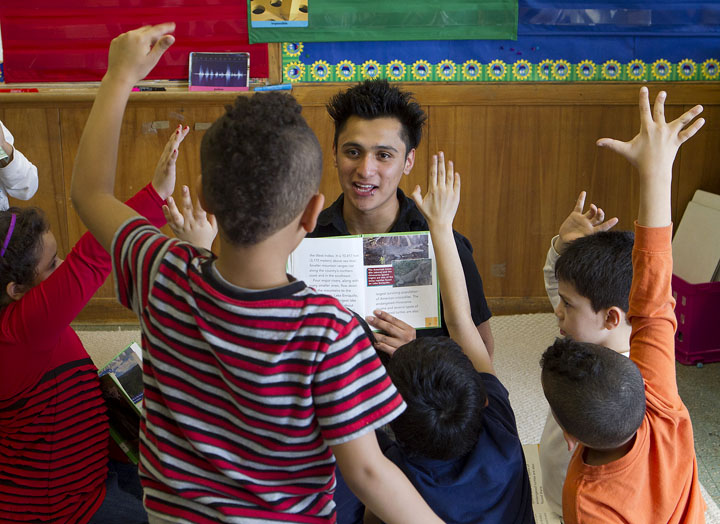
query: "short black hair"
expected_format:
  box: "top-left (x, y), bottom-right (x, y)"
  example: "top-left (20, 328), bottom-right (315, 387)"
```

top-left (386, 337), bottom-right (487, 460)
top-left (540, 337), bottom-right (646, 449)
top-left (327, 79), bottom-right (426, 156)
top-left (201, 92), bottom-right (323, 246)
top-left (0, 207), bottom-right (50, 306)
top-left (555, 230), bottom-right (634, 312)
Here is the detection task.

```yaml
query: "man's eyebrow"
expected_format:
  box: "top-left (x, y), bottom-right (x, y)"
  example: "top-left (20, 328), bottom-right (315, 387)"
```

top-left (340, 141), bottom-right (400, 153)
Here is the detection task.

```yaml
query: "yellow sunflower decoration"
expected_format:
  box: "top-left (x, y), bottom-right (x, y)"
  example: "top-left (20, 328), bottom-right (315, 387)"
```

top-left (462, 60), bottom-right (482, 81)
top-left (386, 60), bottom-right (406, 80)
top-left (601, 60), bottom-right (621, 80)
top-left (437, 60), bottom-right (457, 80)
top-left (411, 60), bottom-right (432, 81)
top-left (627, 59), bottom-right (646, 81)
top-left (284, 61), bottom-right (305, 83)
top-left (678, 59), bottom-right (697, 80)
top-left (651, 59), bottom-right (672, 81)
top-left (576, 60), bottom-right (596, 81)
top-left (361, 60), bottom-right (381, 80)
top-left (512, 59), bottom-right (532, 81)
top-left (487, 59), bottom-right (507, 81)
top-left (336, 60), bottom-right (356, 82)
top-left (537, 59), bottom-right (553, 80)
top-left (310, 60), bottom-right (332, 81)
top-left (701, 59), bottom-right (720, 80)
top-left (282, 43), bottom-right (303, 58)
top-left (551, 59), bottom-right (571, 80)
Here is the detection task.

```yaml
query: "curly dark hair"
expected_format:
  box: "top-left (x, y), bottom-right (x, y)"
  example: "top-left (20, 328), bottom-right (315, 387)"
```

top-left (200, 92), bottom-right (323, 246)
top-left (386, 337), bottom-right (487, 460)
top-left (540, 337), bottom-right (646, 449)
top-left (0, 207), bottom-right (49, 306)
top-left (327, 79), bottom-right (426, 155)
top-left (556, 230), bottom-right (634, 313)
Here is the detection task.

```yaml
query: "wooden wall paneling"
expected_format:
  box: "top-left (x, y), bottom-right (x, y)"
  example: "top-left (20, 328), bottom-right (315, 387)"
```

top-left (676, 104), bottom-right (720, 225)
top-left (61, 102), bottom-right (229, 323)
top-left (301, 105), bottom-right (342, 203)
top-left (1, 107), bottom-right (68, 255)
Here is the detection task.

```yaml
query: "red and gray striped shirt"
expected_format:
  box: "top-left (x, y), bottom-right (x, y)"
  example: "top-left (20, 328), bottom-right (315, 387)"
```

top-left (112, 218), bottom-right (405, 523)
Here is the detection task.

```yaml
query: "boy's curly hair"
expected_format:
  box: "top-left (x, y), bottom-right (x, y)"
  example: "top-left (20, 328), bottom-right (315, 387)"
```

top-left (201, 92), bottom-right (322, 246)
top-left (327, 79), bottom-right (426, 156)
top-left (540, 337), bottom-right (646, 449)
top-left (0, 207), bottom-right (49, 306)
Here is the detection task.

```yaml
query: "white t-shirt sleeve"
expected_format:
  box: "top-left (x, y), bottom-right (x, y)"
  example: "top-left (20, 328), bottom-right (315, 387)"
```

top-left (0, 121), bottom-right (39, 208)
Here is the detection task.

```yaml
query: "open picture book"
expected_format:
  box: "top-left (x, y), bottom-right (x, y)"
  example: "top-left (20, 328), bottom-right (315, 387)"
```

top-left (288, 232), bottom-right (441, 330)
top-left (98, 342), bottom-right (143, 464)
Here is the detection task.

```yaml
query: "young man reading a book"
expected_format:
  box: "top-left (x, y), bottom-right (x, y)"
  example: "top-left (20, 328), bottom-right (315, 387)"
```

top-left (310, 80), bottom-right (494, 356)
top-left (540, 87), bottom-right (706, 523)
top-left (70, 24), bottom-right (443, 524)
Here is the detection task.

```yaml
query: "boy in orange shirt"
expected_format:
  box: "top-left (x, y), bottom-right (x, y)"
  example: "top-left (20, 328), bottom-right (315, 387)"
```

top-left (540, 86), bottom-right (707, 523)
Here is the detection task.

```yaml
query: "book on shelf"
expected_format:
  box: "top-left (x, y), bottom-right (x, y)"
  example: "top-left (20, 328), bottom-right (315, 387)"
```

top-left (288, 232), bottom-right (441, 330)
top-left (98, 342), bottom-right (143, 464)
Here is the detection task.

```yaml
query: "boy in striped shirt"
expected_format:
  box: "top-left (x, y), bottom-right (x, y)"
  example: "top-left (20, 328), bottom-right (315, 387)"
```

top-left (70, 24), bottom-right (442, 524)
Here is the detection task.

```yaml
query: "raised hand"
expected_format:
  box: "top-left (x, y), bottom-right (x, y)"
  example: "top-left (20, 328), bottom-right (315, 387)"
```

top-left (106, 23), bottom-right (176, 85)
top-left (597, 87), bottom-right (705, 228)
top-left (163, 185), bottom-right (218, 251)
top-left (411, 151), bottom-right (460, 230)
top-left (555, 191), bottom-right (618, 253)
top-left (152, 125), bottom-right (190, 200)
top-left (596, 87), bottom-right (704, 181)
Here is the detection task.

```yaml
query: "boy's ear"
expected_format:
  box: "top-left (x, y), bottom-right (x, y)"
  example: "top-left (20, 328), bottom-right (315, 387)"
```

top-left (5, 281), bottom-right (27, 302)
top-left (562, 430), bottom-right (580, 453)
top-left (403, 148), bottom-right (416, 175)
top-left (604, 306), bottom-right (625, 330)
top-left (299, 193), bottom-right (325, 233)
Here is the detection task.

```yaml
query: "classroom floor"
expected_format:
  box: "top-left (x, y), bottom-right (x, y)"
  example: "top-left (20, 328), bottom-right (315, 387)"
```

top-left (76, 313), bottom-right (720, 520)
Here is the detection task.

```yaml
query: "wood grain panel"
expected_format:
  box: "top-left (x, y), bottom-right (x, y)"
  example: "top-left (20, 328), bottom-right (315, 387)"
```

top-left (2, 84), bottom-right (717, 320)
top-left (2, 107), bottom-right (68, 254)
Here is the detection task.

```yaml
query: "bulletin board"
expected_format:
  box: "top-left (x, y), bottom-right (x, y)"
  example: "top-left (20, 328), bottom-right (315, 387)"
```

top-left (0, 1), bottom-right (269, 83)
top-left (280, 2), bottom-right (720, 83)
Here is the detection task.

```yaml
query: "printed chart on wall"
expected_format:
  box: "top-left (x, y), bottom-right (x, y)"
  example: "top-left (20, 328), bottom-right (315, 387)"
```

top-left (250, 0), bottom-right (308, 28)
top-left (288, 232), bottom-right (441, 331)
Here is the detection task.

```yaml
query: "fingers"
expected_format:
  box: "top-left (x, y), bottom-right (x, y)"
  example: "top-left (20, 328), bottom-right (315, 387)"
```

top-left (595, 216), bottom-right (619, 232)
top-left (596, 137), bottom-right (631, 159)
top-left (429, 153), bottom-right (438, 189)
top-left (163, 197), bottom-right (184, 230)
top-left (652, 90), bottom-right (667, 124)
top-left (180, 185), bottom-right (194, 216)
top-left (437, 151), bottom-right (446, 187)
top-left (638, 86), bottom-right (652, 128)
top-left (574, 191), bottom-right (587, 213)
top-left (410, 184), bottom-right (423, 207)
top-left (365, 310), bottom-right (415, 345)
top-left (373, 338), bottom-right (399, 357)
top-left (677, 116), bottom-right (705, 144)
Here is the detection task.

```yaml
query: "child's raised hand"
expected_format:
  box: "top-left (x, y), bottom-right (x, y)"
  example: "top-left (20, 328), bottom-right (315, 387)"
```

top-left (163, 185), bottom-right (218, 251)
top-left (106, 23), bottom-right (175, 85)
top-left (152, 125), bottom-right (190, 200)
top-left (596, 87), bottom-right (704, 180)
top-left (555, 191), bottom-right (618, 253)
top-left (411, 151), bottom-right (460, 230)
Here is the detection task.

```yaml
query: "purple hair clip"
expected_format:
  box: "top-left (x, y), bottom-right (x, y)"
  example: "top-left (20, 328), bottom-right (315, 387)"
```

top-left (1, 213), bottom-right (17, 257)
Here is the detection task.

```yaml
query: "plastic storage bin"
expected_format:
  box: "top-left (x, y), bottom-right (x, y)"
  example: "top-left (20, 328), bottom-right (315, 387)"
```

top-left (672, 274), bottom-right (720, 365)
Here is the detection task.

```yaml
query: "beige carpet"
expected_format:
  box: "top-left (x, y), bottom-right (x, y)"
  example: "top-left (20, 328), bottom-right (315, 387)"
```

top-left (77, 313), bottom-right (720, 522)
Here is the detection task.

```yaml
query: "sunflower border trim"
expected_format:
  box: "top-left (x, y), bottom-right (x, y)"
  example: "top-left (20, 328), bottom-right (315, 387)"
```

top-left (281, 48), bottom-right (720, 83)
